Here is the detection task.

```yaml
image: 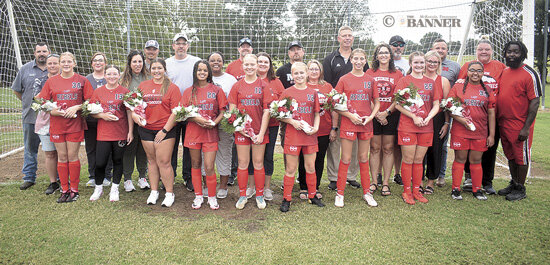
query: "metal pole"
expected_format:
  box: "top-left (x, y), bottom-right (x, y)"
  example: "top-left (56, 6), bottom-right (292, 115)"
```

top-left (347, 0), bottom-right (351, 26)
top-left (523, 0), bottom-right (535, 67)
top-left (6, 0), bottom-right (22, 69)
top-left (542, 0), bottom-right (548, 109)
top-left (457, 1), bottom-right (478, 64)
top-left (127, 0), bottom-right (131, 53)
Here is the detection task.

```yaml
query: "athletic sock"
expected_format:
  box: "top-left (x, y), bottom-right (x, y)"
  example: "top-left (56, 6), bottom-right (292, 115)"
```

top-left (359, 161), bottom-right (371, 195)
top-left (206, 174), bottom-right (217, 197)
top-left (337, 160), bottom-right (350, 196)
top-left (470, 163), bottom-right (482, 192)
top-left (452, 161), bottom-right (465, 191)
top-left (305, 172), bottom-right (317, 199)
top-left (68, 160), bottom-right (81, 192)
top-left (57, 162), bottom-right (69, 192)
top-left (401, 162), bottom-right (412, 194)
top-left (412, 163), bottom-right (423, 194)
top-left (237, 168), bottom-right (248, 197)
top-left (253, 168), bottom-right (265, 196)
top-left (283, 175), bottom-right (295, 201)
top-left (191, 168), bottom-right (202, 197)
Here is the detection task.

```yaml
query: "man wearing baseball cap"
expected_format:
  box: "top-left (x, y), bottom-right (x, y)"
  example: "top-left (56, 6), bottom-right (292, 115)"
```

top-left (226, 37), bottom-right (253, 80)
top-left (389, 35), bottom-right (409, 75)
top-left (276, 40), bottom-right (305, 89)
top-left (143, 40), bottom-right (160, 70)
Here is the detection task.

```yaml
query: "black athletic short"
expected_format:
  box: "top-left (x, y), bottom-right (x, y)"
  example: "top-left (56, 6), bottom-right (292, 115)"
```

top-left (373, 111), bottom-right (399, 136)
top-left (138, 126), bottom-right (177, 141)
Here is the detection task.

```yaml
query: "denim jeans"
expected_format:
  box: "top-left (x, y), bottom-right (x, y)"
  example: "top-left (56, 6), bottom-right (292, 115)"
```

top-left (22, 123), bottom-right (41, 182)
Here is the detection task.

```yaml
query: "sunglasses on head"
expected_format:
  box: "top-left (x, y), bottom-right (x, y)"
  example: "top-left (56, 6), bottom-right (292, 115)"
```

top-left (391, 42), bottom-right (405, 48)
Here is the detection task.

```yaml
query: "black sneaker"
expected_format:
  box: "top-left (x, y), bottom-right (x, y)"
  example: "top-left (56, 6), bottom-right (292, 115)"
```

top-left (20, 181), bottom-right (35, 190)
top-left (57, 192), bottom-right (70, 203)
top-left (227, 176), bottom-right (235, 186)
top-left (377, 174), bottom-right (383, 186)
top-left (462, 178), bottom-right (473, 192)
top-left (45, 182), bottom-right (60, 195)
top-left (308, 197), bottom-right (325, 207)
top-left (451, 188), bottom-right (462, 200)
top-left (328, 181), bottom-right (337, 191)
top-left (506, 184), bottom-right (526, 201)
top-left (498, 180), bottom-right (516, 196)
top-left (393, 174), bottom-right (403, 186)
top-left (347, 180), bottom-right (361, 188)
top-left (473, 190), bottom-right (487, 200)
top-left (66, 191), bottom-right (79, 202)
top-left (185, 180), bottom-right (194, 192)
top-left (483, 185), bottom-right (496, 195)
top-left (280, 199), bottom-right (291, 212)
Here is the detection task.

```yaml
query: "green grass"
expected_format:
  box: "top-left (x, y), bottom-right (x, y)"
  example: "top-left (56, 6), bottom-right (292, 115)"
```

top-left (0, 87), bottom-right (21, 109)
top-left (532, 112), bottom-right (550, 173)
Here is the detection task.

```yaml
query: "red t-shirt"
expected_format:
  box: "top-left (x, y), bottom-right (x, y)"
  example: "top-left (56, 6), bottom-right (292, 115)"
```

top-left (264, 78), bottom-right (285, 127)
top-left (335, 72), bottom-right (379, 133)
top-left (138, 80), bottom-right (182, 130)
top-left (228, 78), bottom-right (272, 134)
top-left (181, 83), bottom-right (228, 143)
top-left (395, 75), bottom-right (441, 133)
top-left (448, 83), bottom-right (496, 139)
top-left (308, 82), bottom-right (334, 136)
top-left (366, 69), bottom-right (403, 112)
top-left (280, 86), bottom-right (320, 146)
top-left (38, 74), bottom-right (93, 135)
top-left (226, 58), bottom-right (245, 81)
top-left (90, 85), bottom-right (130, 141)
top-left (497, 65), bottom-right (542, 130)
top-left (458, 60), bottom-right (506, 82)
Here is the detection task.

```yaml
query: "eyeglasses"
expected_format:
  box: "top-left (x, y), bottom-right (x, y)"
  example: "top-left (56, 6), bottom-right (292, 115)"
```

top-left (47, 54), bottom-right (59, 58)
top-left (378, 51), bottom-right (391, 55)
top-left (174, 42), bottom-right (188, 46)
top-left (426, 60), bottom-right (440, 65)
top-left (308, 68), bottom-right (320, 72)
top-left (92, 59), bottom-right (105, 63)
top-left (391, 43), bottom-right (405, 48)
top-left (468, 69), bottom-right (483, 73)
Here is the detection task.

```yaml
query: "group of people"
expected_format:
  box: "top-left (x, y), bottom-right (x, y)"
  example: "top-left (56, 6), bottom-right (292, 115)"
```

top-left (12, 26), bottom-right (541, 212)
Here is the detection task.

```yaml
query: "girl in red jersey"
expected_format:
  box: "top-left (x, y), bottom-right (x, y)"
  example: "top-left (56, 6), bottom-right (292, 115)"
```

top-left (88, 65), bottom-right (133, 202)
top-left (279, 62), bottom-right (324, 212)
top-left (395, 51), bottom-right (442, 205)
top-left (306, 59), bottom-right (337, 199)
top-left (366, 43), bottom-right (403, 196)
top-left (448, 61), bottom-right (495, 200)
top-left (228, 54), bottom-right (272, 210)
top-left (423, 50), bottom-right (451, 194)
top-left (37, 52), bottom-right (94, 203)
top-left (179, 60), bottom-right (227, 210)
top-left (333, 48), bottom-right (380, 208)
top-left (133, 59), bottom-right (181, 207)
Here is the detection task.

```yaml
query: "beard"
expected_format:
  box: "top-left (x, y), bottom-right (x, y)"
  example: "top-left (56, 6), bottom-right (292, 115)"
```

top-left (505, 58), bottom-right (522, 69)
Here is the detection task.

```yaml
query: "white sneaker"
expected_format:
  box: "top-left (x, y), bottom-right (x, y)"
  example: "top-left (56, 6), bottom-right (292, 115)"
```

top-left (202, 187), bottom-right (209, 198)
top-left (124, 180), bottom-right (136, 192)
top-left (89, 185), bottom-right (103, 201)
top-left (217, 189), bottom-right (228, 199)
top-left (207, 197), bottom-right (219, 210)
top-left (137, 178), bottom-right (150, 189)
top-left (161, 192), bottom-right (175, 207)
top-left (192, 195), bottom-right (204, 209)
top-left (246, 187), bottom-right (256, 199)
top-left (264, 189), bottom-right (274, 201)
top-left (102, 179), bottom-right (111, 186)
top-left (109, 184), bottom-right (119, 202)
top-left (147, 190), bottom-right (159, 205)
top-left (334, 194), bottom-right (344, 207)
top-left (363, 192), bottom-right (378, 207)
top-left (86, 179), bottom-right (96, 187)
top-left (256, 196), bottom-right (266, 209)
top-left (235, 196), bottom-right (248, 209)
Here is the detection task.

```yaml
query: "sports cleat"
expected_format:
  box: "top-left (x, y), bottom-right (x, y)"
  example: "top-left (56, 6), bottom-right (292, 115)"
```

top-left (413, 192), bottom-right (428, 203)
top-left (463, 175), bottom-right (472, 192)
top-left (185, 180), bottom-right (194, 192)
top-left (57, 191), bottom-right (70, 203)
top-left (347, 180), bottom-right (361, 188)
top-left (86, 179), bottom-right (96, 187)
top-left (256, 196), bottom-right (267, 209)
top-left (217, 189), bottom-right (228, 199)
top-left (235, 196), bottom-right (248, 209)
top-left (393, 174), bottom-right (403, 186)
top-left (89, 185), bottom-right (103, 201)
top-left (246, 187), bottom-right (256, 199)
top-left (161, 193), bottom-right (175, 207)
top-left (498, 180), bottom-right (516, 196)
top-left (328, 181), bottom-right (337, 191)
top-left (402, 192), bottom-right (415, 205)
top-left (308, 197), bottom-right (325, 207)
top-left (66, 191), bottom-right (79, 202)
top-left (45, 182), bottom-right (60, 195)
top-left (264, 189), bottom-right (274, 201)
top-left (483, 185), bottom-right (496, 195)
top-left (137, 178), bottom-right (150, 190)
top-left (227, 176), bottom-right (235, 186)
top-left (363, 193), bottom-right (378, 207)
top-left (124, 180), bottom-right (136, 192)
top-left (506, 184), bottom-right (526, 201)
top-left (451, 188), bottom-right (463, 200)
top-left (192, 196), bottom-right (204, 209)
top-left (147, 190), bottom-right (159, 205)
top-left (202, 187), bottom-right (209, 198)
top-left (473, 190), bottom-right (487, 200)
top-left (109, 184), bottom-right (120, 202)
top-left (334, 194), bottom-right (344, 207)
top-left (377, 173), bottom-right (383, 186)
top-left (280, 199), bottom-right (291, 212)
top-left (102, 178), bottom-right (111, 186)
top-left (208, 197), bottom-right (219, 210)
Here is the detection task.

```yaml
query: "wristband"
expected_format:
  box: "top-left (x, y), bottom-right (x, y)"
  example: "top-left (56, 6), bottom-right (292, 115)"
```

top-left (331, 127), bottom-right (339, 131)
top-left (444, 122), bottom-right (450, 125)
top-left (161, 128), bottom-right (168, 133)
top-left (386, 109), bottom-right (391, 115)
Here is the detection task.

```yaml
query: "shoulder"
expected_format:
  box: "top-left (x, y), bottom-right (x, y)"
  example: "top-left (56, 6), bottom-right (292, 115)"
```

top-left (223, 73), bottom-right (237, 82)
top-left (323, 50), bottom-right (339, 62)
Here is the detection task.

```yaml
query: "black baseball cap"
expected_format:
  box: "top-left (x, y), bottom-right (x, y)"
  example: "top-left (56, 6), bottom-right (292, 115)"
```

top-left (288, 40), bottom-right (303, 50)
top-left (239, 37), bottom-right (252, 47)
top-left (389, 35), bottom-right (405, 45)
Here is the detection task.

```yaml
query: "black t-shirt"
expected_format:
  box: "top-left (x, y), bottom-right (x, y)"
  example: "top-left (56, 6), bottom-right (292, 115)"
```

top-left (275, 62), bottom-right (294, 89)
top-left (322, 49), bottom-right (369, 88)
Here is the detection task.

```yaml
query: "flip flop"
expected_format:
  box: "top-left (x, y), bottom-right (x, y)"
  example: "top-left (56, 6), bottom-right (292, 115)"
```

top-left (424, 186), bottom-right (434, 195)
top-left (299, 190), bottom-right (308, 200)
top-left (381, 185), bottom-right (391, 196)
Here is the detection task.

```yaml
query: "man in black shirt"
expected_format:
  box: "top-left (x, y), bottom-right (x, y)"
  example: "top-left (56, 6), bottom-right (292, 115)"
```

top-left (276, 40), bottom-right (305, 88)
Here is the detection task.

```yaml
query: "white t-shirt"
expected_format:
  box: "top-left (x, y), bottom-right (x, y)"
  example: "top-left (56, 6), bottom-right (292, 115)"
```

top-left (394, 58), bottom-right (410, 76)
top-left (213, 73), bottom-right (237, 97)
top-left (166, 54), bottom-right (201, 95)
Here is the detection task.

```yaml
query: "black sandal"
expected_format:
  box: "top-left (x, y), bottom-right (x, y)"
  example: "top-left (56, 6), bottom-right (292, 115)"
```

top-left (315, 191), bottom-right (323, 199)
top-left (369, 184), bottom-right (378, 194)
top-left (419, 186), bottom-right (425, 194)
top-left (424, 186), bottom-right (434, 195)
top-left (381, 185), bottom-right (391, 196)
top-left (299, 191), bottom-right (308, 200)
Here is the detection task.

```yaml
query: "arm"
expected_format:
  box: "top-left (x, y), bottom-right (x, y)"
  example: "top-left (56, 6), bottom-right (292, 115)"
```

top-left (126, 110), bottom-right (134, 144)
top-left (395, 104), bottom-right (423, 127)
top-left (487, 108), bottom-right (496, 147)
top-left (365, 98), bottom-right (380, 124)
top-left (439, 111), bottom-right (450, 139)
top-left (306, 112), bottom-right (321, 135)
top-left (154, 113), bottom-right (177, 144)
top-left (252, 109), bottom-right (270, 144)
top-left (421, 100), bottom-right (440, 126)
top-left (518, 97), bottom-right (540, 141)
top-left (13, 91), bottom-right (22, 101)
top-left (329, 111), bottom-right (339, 141)
top-left (336, 109), bottom-right (362, 125)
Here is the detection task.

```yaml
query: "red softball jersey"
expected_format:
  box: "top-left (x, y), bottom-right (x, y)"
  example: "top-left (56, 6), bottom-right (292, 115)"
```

top-left (90, 85), bottom-right (130, 141)
top-left (395, 75), bottom-right (441, 133)
top-left (228, 78), bottom-right (272, 134)
top-left (458, 60), bottom-right (506, 82)
top-left (497, 64), bottom-right (542, 130)
top-left (38, 74), bottom-right (93, 135)
top-left (334, 72), bottom-right (379, 133)
top-left (180, 83), bottom-right (228, 143)
top-left (264, 78), bottom-right (285, 127)
top-left (448, 83), bottom-right (496, 140)
top-left (137, 80), bottom-right (181, 131)
top-left (280, 86), bottom-right (320, 146)
top-left (366, 69), bottom-right (403, 112)
top-left (308, 82), bottom-right (333, 136)
top-left (226, 58), bottom-right (245, 81)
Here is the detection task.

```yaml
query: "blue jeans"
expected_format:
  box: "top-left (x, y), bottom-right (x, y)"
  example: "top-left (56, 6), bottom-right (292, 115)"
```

top-left (439, 136), bottom-right (449, 179)
top-left (22, 123), bottom-right (41, 182)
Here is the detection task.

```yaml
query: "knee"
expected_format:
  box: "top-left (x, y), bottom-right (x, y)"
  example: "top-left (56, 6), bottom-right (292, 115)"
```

top-left (469, 158), bottom-right (482, 164)
top-left (340, 157), bottom-right (351, 164)
top-left (358, 154), bottom-right (368, 163)
top-left (252, 158), bottom-right (263, 168)
top-left (191, 160), bottom-right (202, 169)
top-left (45, 151), bottom-right (57, 159)
top-left (382, 145), bottom-right (394, 156)
top-left (370, 145), bottom-right (381, 154)
top-left (238, 158), bottom-right (249, 168)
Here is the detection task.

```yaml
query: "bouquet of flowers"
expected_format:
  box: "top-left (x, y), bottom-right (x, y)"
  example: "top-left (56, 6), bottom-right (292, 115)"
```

top-left (394, 83), bottom-right (425, 116)
top-left (440, 97), bottom-right (476, 131)
top-left (123, 90), bottom-right (147, 126)
top-left (81, 100), bottom-right (104, 118)
top-left (322, 89), bottom-right (348, 111)
top-left (172, 105), bottom-right (216, 126)
top-left (269, 97), bottom-right (298, 120)
top-left (31, 98), bottom-right (57, 112)
top-left (220, 108), bottom-right (255, 137)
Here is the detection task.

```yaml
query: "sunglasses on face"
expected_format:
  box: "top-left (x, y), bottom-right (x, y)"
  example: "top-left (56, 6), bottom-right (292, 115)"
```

top-left (391, 43), bottom-right (405, 48)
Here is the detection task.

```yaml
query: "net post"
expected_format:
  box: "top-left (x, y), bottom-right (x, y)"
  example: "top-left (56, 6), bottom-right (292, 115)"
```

top-left (126, 0), bottom-right (131, 53)
top-left (457, 0), bottom-right (478, 64)
top-left (6, 0), bottom-right (22, 69)
top-left (543, 0), bottom-right (548, 110)
top-left (523, 0), bottom-right (535, 67)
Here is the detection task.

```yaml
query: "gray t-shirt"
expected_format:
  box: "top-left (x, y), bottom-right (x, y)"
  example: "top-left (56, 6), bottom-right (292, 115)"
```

top-left (11, 60), bottom-right (48, 124)
top-left (441, 59), bottom-right (461, 87)
top-left (128, 73), bottom-right (149, 91)
top-left (86, 73), bottom-right (106, 90)
top-left (166, 54), bottom-right (201, 95)
top-left (394, 58), bottom-right (410, 76)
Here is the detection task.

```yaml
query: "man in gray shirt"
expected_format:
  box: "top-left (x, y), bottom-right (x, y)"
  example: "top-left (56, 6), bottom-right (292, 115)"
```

top-left (389, 35), bottom-right (409, 75)
top-left (11, 42), bottom-right (50, 190)
top-left (144, 39), bottom-right (159, 70)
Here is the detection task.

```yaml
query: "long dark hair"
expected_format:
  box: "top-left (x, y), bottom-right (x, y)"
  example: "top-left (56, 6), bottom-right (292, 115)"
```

top-left (371, 43), bottom-right (396, 73)
top-left (149, 58), bottom-right (171, 96)
top-left (120, 50), bottom-right (148, 88)
top-left (256, 52), bottom-right (276, 81)
top-left (190, 60), bottom-right (213, 104)
top-left (462, 61), bottom-right (488, 98)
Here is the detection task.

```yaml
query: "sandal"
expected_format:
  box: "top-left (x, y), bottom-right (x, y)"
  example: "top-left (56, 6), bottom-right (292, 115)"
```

top-left (299, 190), bottom-right (308, 200)
top-left (381, 185), bottom-right (391, 196)
top-left (369, 184), bottom-right (378, 194)
top-left (315, 191), bottom-right (323, 199)
top-left (419, 186), bottom-right (425, 194)
top-left (424, 186), bottom-right (434, 195)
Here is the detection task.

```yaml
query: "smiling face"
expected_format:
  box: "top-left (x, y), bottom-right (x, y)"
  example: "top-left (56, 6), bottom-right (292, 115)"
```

top-left (410, 55), bottom-right (425, 75)
top-left (91, 54), bottom-right (106, 73)
top-left (257, 55), bottom-right (270, 76)
top-left (238, 43), bottom-right (252, 58)
top-left (105, 67), bottom-right (121, 86)
top-left (196, 62), bottom-right (209, 82)
top-left (130, 55), bottom-right (143, 74)
top-left (34, 45), bottom-right (50, 65)
top-left (476, 43), bottom-right (493, 64)
top-left (376, 46), bottom-right (391, 65)
top-left (467, 63), bottom-right (484, 83)
top-left (291, 63), bottom-right (307, 85)
top-left (351, 52), bottom-right (367, 71)
top-left (144, 47), bottom-right (159, 61)
top-left (288, 46), bottom-right (304, 63)
top-left (46, 56), bottom-right (60, 76)
top-left (432, 42), bottom-right (448, 61)
top-left (172, 38), bottom-right (189, 59)
top-left (242, 55), bottom-right (258, 77)
top-left (390, 42), bottom-right (405, 59)
top-left (337, 29), bottom-right (354, 49)
top-left (505, 44), bottom-right (523, 68)
top-left (425, 55), bottom-right (440, 74)
top-left (150, 62), bottom-right (165, 81)
top-left (208, 53), bottom-right (223, 75)
top-left (307, 62), bottom-right (321, 82)
top-left (59, 55), bottom-right (75, 75)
